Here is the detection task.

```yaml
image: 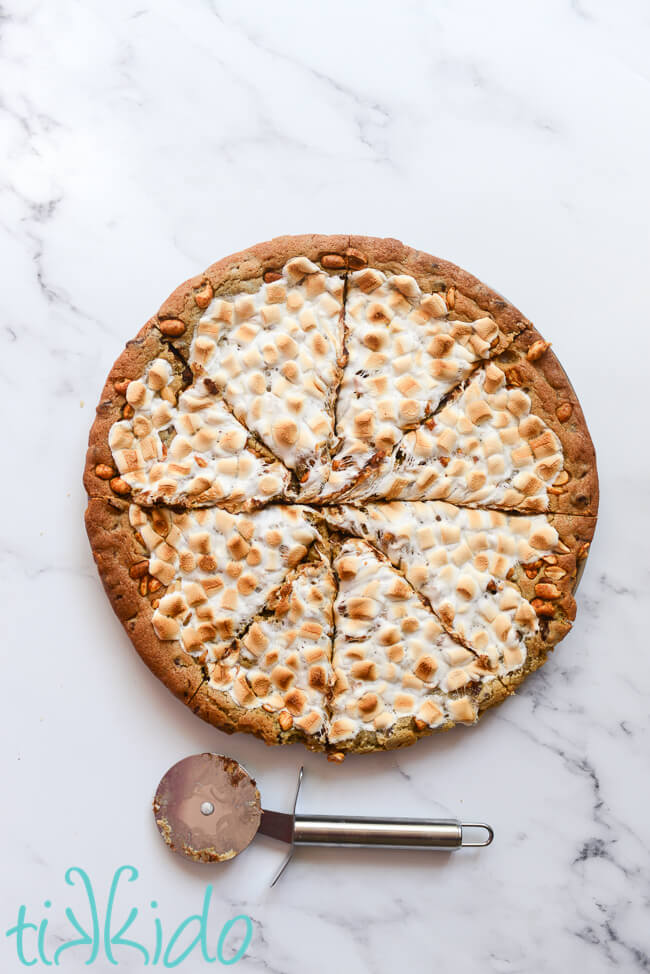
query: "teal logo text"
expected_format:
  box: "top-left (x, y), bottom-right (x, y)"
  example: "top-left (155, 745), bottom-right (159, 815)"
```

top-left (6, 866), bottom-right (253, 967)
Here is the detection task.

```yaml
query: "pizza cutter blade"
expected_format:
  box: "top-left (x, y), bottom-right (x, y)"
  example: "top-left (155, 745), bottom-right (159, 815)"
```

top-left (153, 753), bottom-right (494, 885)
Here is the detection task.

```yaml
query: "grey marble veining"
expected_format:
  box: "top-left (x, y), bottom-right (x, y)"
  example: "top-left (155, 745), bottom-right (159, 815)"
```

top-left (1, 0), bottom-right (649, 971)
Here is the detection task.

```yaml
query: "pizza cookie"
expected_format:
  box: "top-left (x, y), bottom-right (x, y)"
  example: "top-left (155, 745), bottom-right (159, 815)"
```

top-left (85, 235), bottom-right (598, 757)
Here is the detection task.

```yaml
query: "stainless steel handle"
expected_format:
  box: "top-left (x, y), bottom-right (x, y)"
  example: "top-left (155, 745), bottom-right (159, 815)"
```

top-left (267, 767), bottom-right (494, 885)
top-left (293, 815), bottom-right (492, 849)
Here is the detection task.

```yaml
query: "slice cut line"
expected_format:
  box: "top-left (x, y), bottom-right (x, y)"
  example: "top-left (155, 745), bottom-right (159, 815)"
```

top-left (322, 501), bottom-right (559, 677)
top-left (329, 538), bottom-right (490, 745)
top-left (189, 256), bottom-right (346, 499)
top-left (129, 503), bottom-right (323, 664)
top-left (339, 360), bottom-right (564, 511)
top-left (110, 360), bottom-right (290, 507)
top-left (207, 557), bottom-right (336, 741)
top-left (325, 267), bottom-right (508, 497)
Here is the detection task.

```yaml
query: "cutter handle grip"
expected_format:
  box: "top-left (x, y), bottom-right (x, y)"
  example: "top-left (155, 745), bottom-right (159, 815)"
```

top-left (292, 816), bottom-right (493, 850)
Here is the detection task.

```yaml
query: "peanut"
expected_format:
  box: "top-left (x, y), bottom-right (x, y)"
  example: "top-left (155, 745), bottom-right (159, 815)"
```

top-left (527, 339), bottom-right (552, 361)
top-left (445, 286), bottom-right (456, 309)
top-left (95, 463), bottom-right (115, 480)
top-left (542, 566), bottom-right (567, 581)
top-left (139, 577), bottom-right (148, 597)
top-left (114, 379), bottom-right (130, 395)
top-left (535, 582), bottom-right (561, 599)
top-left (194, 283), bottom-right (213, 309)
top-left (525, 559), bottom-right (542, 572)
top-left (109, 477), bottom-right (131, 496)
top-left (556, 402), bottom-right (573, 422)
top-left (327, 751), bottom-right (346, 764)
top-left (505, 367), bottom-right (524, 387)
top-left (321, 253), bottom-right (346, 269)
top-left (263, 270), bottom-right (282, 283)
top-left (129, 561), bottom-right (150, 579)
top-left (148, 577), bottom-right (161, 594)
top-left (159, 318), bottom-right (186, 338)
top-left (122, 403), bottom-right (134, 420)
top-left (531, 598), bottom-right (555, 618)
top-left (553, 470), bottom-right (570, 486)
top-left (577, 541), bottom-right (591, 560)
top-left (278, 711), bottom-right (293, 730)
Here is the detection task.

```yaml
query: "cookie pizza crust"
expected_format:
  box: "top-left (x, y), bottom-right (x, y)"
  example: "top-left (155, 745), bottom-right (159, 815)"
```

top-left (85, 234), bottom-right (598, 758)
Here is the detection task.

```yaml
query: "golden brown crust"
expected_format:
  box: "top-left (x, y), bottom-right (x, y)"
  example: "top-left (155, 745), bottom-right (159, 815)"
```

top-left (494, 329), bottom-right (599, 516)
top-left (327, 714), bottom-right (452, 756)
top-left (189, 683), bottom-right (328, 752)
top-left (84, 234), bottom-right (598, 758)
top-left (84, 331), bottom-right (183, 504)
top-left (506, 511), bottom-right (597, 687)
top-left (85, 498), bottom-right (204, 704)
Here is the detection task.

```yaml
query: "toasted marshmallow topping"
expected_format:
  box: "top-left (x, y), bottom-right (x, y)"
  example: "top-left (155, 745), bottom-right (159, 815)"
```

top-left (191, 257), bottom-right (345, 498)
top-left (105, 253), bottom-right (574, 750)
top-left (108, 258), bottom-right (547, 511)
top-left (208, 559), bottom-right (336, 738)
top-left (129, 504), bottom-right (320, 662)
top-left (327, 269), bottom-right (500, 495)
top-left (110, 360), bottom-right (289, 507)
top-left (342, 362), bottom-right (564, 511)
top-left (323, 501), bottom-right (558, 672)
top-left (330, 539), bottom-right (481, 742)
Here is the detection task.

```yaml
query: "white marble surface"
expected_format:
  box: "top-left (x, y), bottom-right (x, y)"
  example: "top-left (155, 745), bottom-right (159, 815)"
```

top-left (2, 0), bottom-right (650, 970)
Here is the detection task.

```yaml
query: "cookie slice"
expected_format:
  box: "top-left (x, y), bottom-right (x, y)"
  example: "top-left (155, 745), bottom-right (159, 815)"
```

top-left (490, 328), bottom-right (599, 515)
top-left (85, 498), bottom-right (206, 706)
top-left (326, 243), bottom-right (526, 498)
top-left (323, 501), bottom-right (594, 676)
top-left (85, 235), bottom-right (351, 508)
top-left (107, 360), bottom-right (290, 507)
top-left (329, 539), bottom-right (496, 751)
top-left (199, 558), bottom-right (336, 747)
top-left (128, 503), bottom-right (323, 664)
top-left (190, 256), bottom-right (345, 499)
top-left (340, 360), bottom-right (564, 512)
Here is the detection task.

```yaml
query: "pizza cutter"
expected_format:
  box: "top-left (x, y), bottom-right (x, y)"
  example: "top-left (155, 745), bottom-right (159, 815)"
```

top-left (153, 753), bottom-right (493, 885)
